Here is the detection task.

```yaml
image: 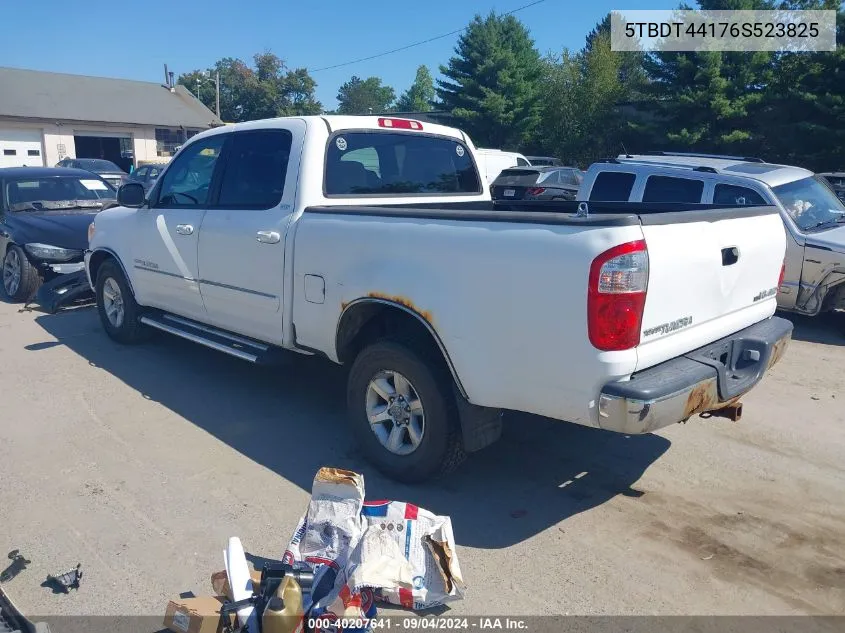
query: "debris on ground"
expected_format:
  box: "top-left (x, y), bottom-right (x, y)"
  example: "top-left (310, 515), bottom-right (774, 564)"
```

top-left (30, 271), bottom-right (94, 315)
top-left (284, 467), bottom-right (465, 616)
top-left (0, 551), bottom-right (30, 583)
top-left (46, 564), bottom-right (82, 593)
top-left (162, 467), bottom-right (464, 633)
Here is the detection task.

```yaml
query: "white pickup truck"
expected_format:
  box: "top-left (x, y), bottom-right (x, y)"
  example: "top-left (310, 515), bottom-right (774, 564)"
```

top-left (85, 116), bottom-right (792, 482)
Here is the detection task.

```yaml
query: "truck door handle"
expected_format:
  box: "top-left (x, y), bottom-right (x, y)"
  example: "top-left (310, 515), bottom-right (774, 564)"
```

top-left (256, 230), bottom-right (281, 244)
top-left (175, 224), bottom-right (194, 236)
top-left (721, 247), bottom-right (739, 266)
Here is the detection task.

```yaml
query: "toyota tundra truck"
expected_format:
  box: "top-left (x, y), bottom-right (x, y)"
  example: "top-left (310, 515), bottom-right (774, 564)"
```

top-left (85, 116), bottom-right (792, 482)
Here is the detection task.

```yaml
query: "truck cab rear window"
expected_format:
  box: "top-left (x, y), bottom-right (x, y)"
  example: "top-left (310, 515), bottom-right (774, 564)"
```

top-left (325, 132), bottom-right (481, 196)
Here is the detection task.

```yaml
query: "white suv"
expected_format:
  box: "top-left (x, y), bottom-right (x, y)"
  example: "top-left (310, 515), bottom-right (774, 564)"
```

top-left (578, 152), bottom-right (845, 318)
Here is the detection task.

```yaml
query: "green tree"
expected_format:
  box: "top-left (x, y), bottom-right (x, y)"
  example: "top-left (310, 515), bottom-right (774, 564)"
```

top-left (637, 1), bottom-right (773, 153)
top-left (536, 18), bottom-right (645, 166)
top-left (436, 13), bottom-right (542, 149)
top-left (395, 65), bottom-right (436, 112)
top-left (178, 52), bottom-right (321, 123)
top-left (631, 0), bottom-right (845, 168)
top-left (759, 2), bottom-right (845, 169)
top-left (336, 76), bottom-right (395, 114)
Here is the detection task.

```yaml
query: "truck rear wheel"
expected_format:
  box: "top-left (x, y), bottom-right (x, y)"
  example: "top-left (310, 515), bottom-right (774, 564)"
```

top-left (95, 260), bottom-right (148, 344)
top-left (347, 340), bottom-right (465, 483)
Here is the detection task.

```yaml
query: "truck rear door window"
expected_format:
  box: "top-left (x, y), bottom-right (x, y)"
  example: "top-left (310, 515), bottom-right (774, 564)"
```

top-left (588, 171), bottom-right (635, 201)
top-left (642, 175), bottom-right (704, 203)
top-left (217, 129), bottom-right (292, 209)
top-left (325, 132), bottom-right (481, 196)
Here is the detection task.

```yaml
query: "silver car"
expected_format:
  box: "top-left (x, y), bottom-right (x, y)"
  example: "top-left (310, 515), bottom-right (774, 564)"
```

top-left (578, 152), bottom-right (845, 318)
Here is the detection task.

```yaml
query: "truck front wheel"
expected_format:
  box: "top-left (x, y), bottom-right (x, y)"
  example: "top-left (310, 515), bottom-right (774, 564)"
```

top-left (347, 340), bottom-right (465, 483)
top-left (95, 260), bottom-right (148, 344)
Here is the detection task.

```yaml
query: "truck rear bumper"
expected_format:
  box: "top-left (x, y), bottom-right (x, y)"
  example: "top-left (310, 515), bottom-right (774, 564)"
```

top-left (597, 316), bottom-right (793, 435)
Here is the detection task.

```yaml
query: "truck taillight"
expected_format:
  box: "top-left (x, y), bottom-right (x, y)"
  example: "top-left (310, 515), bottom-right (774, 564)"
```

top-left (778, 259), bottom-right (786, 288)
top-left (588, 240), bottom-right (649, 351)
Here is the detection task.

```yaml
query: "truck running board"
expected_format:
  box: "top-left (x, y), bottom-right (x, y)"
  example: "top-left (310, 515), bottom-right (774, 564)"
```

top-left (140, 313), bottom-right (276, 364)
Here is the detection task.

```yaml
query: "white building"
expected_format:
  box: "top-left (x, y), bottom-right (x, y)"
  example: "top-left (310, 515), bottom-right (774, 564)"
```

top-left (0, 67), bottom-right (222, 171)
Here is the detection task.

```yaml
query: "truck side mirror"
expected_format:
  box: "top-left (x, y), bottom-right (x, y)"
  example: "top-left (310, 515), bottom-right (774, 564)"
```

top-left (117, 182), bottom-right (146, 208)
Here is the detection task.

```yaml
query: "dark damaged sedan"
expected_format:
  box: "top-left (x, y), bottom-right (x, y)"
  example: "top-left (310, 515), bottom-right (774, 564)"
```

top-left (1, 167), bottom-right (116, 301)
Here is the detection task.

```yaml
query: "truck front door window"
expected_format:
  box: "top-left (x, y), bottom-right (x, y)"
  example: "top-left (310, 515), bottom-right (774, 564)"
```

top-left (155, 136), bottom-right (225, 208)
top-left (713, 184), bottom-right (766, 206)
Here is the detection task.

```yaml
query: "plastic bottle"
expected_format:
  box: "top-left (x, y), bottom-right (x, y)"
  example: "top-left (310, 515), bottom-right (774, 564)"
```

top-left (262, 574), bottom-right (305, 633)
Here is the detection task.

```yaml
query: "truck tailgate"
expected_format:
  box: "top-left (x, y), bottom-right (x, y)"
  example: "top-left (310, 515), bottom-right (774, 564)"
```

top-left (635, 208), bottom-right (786, 372)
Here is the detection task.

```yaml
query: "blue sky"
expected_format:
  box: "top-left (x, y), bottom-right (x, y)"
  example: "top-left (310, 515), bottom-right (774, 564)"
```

top-left (1, 0), bottom-right (678, 109)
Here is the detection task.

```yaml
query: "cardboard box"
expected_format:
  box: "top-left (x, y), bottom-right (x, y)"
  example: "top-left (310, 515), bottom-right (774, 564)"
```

top-left (163, 596), bottom-right (226, 633)
top-left (211, 568), bottom-right (262, 601)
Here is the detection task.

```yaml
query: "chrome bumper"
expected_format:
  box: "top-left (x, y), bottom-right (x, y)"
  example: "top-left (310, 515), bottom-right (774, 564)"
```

top-left (596, 316), bottom-right (793, 435)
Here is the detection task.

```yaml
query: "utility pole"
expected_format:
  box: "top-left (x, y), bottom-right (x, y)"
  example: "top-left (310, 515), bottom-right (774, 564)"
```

top-left (193, 71), bottom-right (222, 118)
top-left (215, 70), bottom-right (221, 119)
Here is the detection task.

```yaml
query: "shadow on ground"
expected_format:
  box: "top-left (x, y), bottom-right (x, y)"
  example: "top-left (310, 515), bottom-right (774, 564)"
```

top-left (781, 310), bottom-right (845, 346)
top-left (35, 308), bottom-right (670, 549)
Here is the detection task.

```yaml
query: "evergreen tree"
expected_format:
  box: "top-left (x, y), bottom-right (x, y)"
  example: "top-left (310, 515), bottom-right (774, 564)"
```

top-left (395, 66), bottom-right (436, 112)
top-left (437, 13), bottom-right (542, 149)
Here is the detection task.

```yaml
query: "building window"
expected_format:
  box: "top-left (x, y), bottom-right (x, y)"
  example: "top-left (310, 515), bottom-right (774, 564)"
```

top-left (3, 149), bottom-right (16, 156)
top-left (155, 128), bottom-right (187, 157)
top-left (28, 149), bottom-right (40, 156)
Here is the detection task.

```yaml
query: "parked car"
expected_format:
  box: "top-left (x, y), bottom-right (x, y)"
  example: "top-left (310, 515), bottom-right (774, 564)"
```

top-left (127, 163), bottom-right (165, 193)
top-left (55, 158), bottom-right (129, 190)
top-left (475, 148), bottom-right (531, 184)
top-left (524, 155), bottom-right (563, 167)
top-left (579, 152), bottom-right (845, 318)
top-left (818, 172), bottom-right (845, 202)
top-left (1, 167), bottom-right (116, 301)
top-left (85, 117), bottom-right (790, 482)
top-left (491, 166), bottom-right (583, 202)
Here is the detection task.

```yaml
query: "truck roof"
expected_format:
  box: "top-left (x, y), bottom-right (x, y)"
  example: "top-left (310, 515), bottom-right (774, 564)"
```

top-left (204, 115), bottom-right (469, 143)
top-left (612, 154), bottom-right (813, 188)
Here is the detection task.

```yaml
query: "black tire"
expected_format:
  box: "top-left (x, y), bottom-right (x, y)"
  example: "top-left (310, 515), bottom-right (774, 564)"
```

top-left (95, 259), bottom-right (148, 344)
top-left (347, 340), bottom-right (465, 483)
top-left (1, 244), bottom-right (42, 302)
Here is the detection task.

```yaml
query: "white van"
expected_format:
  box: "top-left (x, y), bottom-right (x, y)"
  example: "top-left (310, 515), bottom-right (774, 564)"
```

top-left (475, 148), bottom-right (531, 184)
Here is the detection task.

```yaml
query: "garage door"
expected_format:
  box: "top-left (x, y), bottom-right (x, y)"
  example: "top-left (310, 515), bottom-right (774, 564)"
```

top-left (0, 128), bottom-right (44, 167)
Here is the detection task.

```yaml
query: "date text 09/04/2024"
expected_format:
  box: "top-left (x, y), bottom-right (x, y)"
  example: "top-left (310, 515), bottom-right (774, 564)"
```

top-left (307, 617), bottom-right (528, 630)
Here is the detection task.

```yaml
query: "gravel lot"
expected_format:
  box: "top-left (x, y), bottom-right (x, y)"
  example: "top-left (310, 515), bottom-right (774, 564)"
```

top-left (0, 297), bottom-right (843, 621)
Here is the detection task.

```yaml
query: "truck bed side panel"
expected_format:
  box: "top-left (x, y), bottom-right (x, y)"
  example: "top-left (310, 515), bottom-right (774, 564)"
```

top-left (291, 211), bottom-right (645, 426)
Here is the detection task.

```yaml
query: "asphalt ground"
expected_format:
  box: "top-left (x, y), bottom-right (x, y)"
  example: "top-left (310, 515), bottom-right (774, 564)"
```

top-left (0, 298), bottom-right (843, 626)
